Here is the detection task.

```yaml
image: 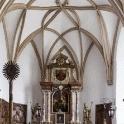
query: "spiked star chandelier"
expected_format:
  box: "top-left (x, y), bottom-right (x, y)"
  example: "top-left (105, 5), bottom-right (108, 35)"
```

top-left (3, 61), bottom-right (20, 81)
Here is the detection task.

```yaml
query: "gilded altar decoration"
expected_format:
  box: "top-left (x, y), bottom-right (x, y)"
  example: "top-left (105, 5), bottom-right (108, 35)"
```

top-left (40, 52), bottom-right (81, 123)
top-left (47, 52), bottom-right (77, 84)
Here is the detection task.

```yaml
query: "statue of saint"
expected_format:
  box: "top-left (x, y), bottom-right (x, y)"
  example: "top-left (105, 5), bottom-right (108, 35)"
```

top-left (83, 103), bottom-right (92, 124)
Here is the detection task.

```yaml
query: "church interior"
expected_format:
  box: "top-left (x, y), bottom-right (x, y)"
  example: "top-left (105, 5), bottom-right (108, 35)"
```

top-left (0, 0), bottom-right (124, 124)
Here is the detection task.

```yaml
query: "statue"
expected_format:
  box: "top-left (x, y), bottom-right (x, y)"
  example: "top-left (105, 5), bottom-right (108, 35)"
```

top-left (83, 103), bottom-right (92, 124)
top-left (32, 103), bottom-right (42, 123)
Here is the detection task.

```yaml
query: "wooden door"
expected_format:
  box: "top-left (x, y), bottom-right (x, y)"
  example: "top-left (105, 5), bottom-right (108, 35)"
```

top-left (95, 103), bottom-right (112, 124)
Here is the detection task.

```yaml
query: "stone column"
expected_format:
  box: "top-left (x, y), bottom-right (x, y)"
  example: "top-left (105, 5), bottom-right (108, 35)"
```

top-left (42, 91), bottom-right (46, 122)
top-left (27, 100), bottom-right (32, 123)
top-left (71, 91), bottom-right (76, 123)
top-left (48, 91), bottom-right (51, 122)
top-left (42, 90), bottom-right (51, 123)
top-left (76, 91), bottom-right (80, 123)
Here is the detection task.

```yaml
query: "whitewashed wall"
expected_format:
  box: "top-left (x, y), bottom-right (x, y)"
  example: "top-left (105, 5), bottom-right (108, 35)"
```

top-left (0, 22), bottom-right (9, 101)
top-left (80, 45), bottom-right (115, 124)
top-left (0, 42), bottom-right (43, 123)
top-left (116, 27), bottom-right (124, 124)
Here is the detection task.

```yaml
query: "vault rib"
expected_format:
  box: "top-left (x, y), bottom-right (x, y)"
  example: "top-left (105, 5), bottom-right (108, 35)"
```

top-left (31, 40), bottom-right (43, 76)
top-left (108, 0), bottom-right (124, 25)
top-left (2, 18), bottom-right (10, 61)
top-left (13, 10), bottom-right (27, 61)
top-left (87, 0), bottom-right (114, 84)
top-left (0, 0), bottom-right (15, 22)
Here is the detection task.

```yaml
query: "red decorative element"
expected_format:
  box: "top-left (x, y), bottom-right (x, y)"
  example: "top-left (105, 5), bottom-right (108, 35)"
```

top-left (56, 70), bottom-right (66, 81)
top-left (40, 82), bottom-right (53, 91)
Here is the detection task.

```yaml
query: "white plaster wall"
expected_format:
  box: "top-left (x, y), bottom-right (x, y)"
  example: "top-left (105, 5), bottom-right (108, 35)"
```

top-left (14, 44), bottom-right (42, 123)
top-left (0, 40), bottom-right (43, 123)
top-left (80, 45), bottom-right (115, 124)
top-left (4, 10), bottom-right (23, 56)
top-left (116, 27), bottom-right (124, 124)
top-left (14, 0), bottom-right (30, 4)
top-left (20, 10), bottom-right (47, 44)
top-left (101, 11), bottom-right (118, 49)
top-left (0, 22), bottom-right (9, 101)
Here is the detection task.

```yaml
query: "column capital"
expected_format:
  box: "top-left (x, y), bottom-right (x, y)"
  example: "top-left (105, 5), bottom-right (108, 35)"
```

top-left (42, 90), bottom-right (51, 93)
top-left (71, 90), bottom-right (80, 93)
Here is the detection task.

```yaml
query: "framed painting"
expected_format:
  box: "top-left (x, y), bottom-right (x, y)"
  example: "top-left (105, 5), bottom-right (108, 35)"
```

top-left (13, 103), bottom-right (27, 124)
top-left (56, 113), bottom-right (65, 124)
top-left (52, 88), bottom-right (69, 113)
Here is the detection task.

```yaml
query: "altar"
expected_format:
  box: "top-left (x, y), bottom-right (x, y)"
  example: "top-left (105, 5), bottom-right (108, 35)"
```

top-left (40, 52), bottom-right (81, 124)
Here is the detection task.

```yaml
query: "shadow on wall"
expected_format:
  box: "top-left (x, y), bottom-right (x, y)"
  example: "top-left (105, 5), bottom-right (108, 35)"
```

top-left (27, 57), bottom-right (42, 105)
top-left (24, 57), bottom-right (43, 123)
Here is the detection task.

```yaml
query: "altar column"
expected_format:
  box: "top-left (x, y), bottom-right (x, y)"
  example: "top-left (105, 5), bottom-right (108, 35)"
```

top-left (47, 91), bottom-right (51, 122)
top-left (42, 91), bottom-right (46, 122)
top-left (42, 90), bottom-right (51, 123)
top-left (40, 82), bottom-right (52, 123)
top-left (71, 90), bottom-right (76, 123)
top-left (76, 91), bottom-right (80, 123)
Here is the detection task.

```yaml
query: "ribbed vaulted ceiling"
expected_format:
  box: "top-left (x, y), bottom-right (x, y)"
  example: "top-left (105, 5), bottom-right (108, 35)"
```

top-left (0, 0), bottom-right (124, 87)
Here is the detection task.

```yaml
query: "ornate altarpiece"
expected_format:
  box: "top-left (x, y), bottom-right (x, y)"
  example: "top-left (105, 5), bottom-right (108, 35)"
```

top-left (40, 52), bottom-right (81, 124)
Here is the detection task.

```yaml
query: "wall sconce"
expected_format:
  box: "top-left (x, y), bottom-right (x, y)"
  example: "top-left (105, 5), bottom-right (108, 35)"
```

top-left (108, 104), bottom-right (116, 118)
top-left (103, 103), bottom-right (116, 124)
top-left (102, 98), bottom-right (116, 119)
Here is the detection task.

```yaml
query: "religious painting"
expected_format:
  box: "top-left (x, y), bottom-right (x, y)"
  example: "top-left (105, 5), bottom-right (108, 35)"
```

top-left (1, 99), bottom-right (9, 124)
top-left (52, 89), bottom-right (69, 113)
top-left (0, 100), bottom-right (1, 124)
top-left (0, 98), bottom-right (2, 118)
top-left (12, 103), bottom-right (27, 124)
top-left (56, 113), bottom-right (65, 124)
top-left (0, 99), bottom-right (27, 124)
